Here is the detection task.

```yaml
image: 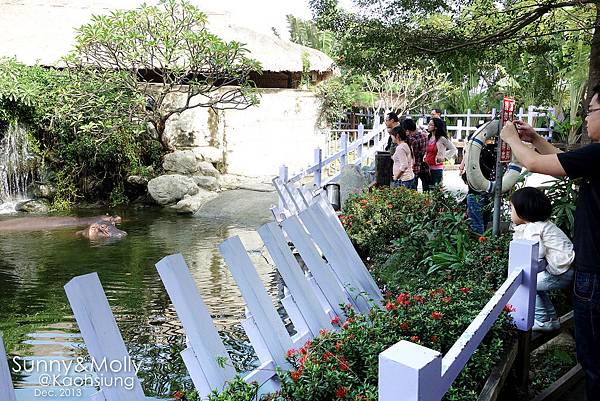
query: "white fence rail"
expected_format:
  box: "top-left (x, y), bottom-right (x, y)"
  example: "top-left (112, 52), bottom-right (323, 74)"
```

top-left (278, 107), bottom-right (556, 201)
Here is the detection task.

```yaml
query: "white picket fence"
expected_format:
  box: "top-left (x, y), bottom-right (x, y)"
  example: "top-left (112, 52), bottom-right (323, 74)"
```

top-left (279, 106), bottom-right (557, 202)
top-left (0, 184), bottom-right (540, 401)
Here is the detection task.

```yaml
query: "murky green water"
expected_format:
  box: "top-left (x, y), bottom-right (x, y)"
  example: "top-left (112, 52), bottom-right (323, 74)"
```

top-left (0, 190), bottom-right (279, 400)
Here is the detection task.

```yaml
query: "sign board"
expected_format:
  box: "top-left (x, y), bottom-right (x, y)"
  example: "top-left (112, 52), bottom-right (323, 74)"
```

top-left (500, 97), bottom-right (516, 162)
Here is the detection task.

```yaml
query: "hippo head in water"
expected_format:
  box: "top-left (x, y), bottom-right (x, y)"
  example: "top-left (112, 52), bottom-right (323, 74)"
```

top-left (77, 222), bottom-right (127, 240)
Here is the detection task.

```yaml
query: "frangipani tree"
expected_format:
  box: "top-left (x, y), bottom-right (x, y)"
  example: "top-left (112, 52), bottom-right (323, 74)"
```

top-left (66, 0), bottom-right (262, 151)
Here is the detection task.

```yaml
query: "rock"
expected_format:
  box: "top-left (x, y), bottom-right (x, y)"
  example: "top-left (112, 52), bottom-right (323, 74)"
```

top-left (163, 150), bottom-right (200, 174)
top-left (32, 183), bottom-right (56, 199)
top-left (127, 175), bottom-right (149, 186)
top-left (197, 161), bottom-right (220, 178)
top-left (170, 189), bottom-right (218, 214)
top-left (219, 174), bottom-right (275, 192)
top-left (192, 146), bottom-right (223, 164)
top-left (15, 199), bottom-right (50, 213)
top-left (193, 176), bottom-right (220, 191)
top-left (338, 165), bottom-right (369, 207)
top-left (147, 174), bottom-right (199, 205)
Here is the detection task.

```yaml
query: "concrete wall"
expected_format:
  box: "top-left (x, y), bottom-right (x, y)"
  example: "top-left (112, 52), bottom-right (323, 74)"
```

top-left (165, 87), bottom-right (323, 177)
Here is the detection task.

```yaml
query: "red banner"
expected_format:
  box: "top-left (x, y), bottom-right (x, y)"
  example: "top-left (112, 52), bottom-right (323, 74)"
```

top-left (500, 97), bottom-right (516, 162)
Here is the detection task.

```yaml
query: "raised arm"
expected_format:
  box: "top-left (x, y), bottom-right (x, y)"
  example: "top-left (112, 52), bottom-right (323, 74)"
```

top-left (514, 120), bottom-right (562, 155)
top-left (501, 122), bottom-right (566, 176)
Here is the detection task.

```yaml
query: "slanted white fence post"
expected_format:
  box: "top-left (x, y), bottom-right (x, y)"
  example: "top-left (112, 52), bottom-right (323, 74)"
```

top-left (64, 273), bottom-right (146, 401)
top-left (491, 107), bottom-right (497, 119)
top-left (379, 340), bottom-right (442, 401)
top-left (340, 132), bottom-right (348, 167)
top-left (507, 239), bottom-right (538, 331)
top-left (155, 254), bottom-right (236, 398)
top-left (258, 222), bottom-right (334, 336)
top-left (357, 123), bottom-right (364, 166)
top-left (0, 335), bottom-right (16, 401)
top-left (518, 107), bottom-right (524, 121)
top-left (548, 107), bottom-right (555, 141)
top-left (313, 148), bottom-right (322, 188)
top-left (278, 165), bottom-right (289, 210)
top-left (219, 236), bottom-right (294, 368)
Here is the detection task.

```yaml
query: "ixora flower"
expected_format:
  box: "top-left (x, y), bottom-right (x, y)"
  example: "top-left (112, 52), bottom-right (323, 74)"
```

top-left (431, 311), bottom-right (443, 320)
top-left (286, 348), bottom-right (296, 358)
top-left (478, 235), bottom-right (488, 242)
top-left (335, 386), bottom-right (348, 398)
top-left (385, 302), bottom-right (397, 311)
top-left (503, 304), bottom-right (516, 313)
top-left (410, 335), bottom-right (420, 343)
top-left (331, 316), bottom-right (342, 326)
top-left (460, 287), bottom-right (471, 294)
top-left (173, 391), bottom-right (186, 401)
top-left (290, 369), bottom-right (302, 381)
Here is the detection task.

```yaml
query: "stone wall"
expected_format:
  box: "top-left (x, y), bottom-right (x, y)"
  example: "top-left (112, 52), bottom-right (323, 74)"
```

top-left (164, 87), bottom-right (323, 177)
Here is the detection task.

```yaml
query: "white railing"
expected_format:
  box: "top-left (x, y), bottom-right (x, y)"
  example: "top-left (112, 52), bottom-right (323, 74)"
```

top-left (276, 107), bottom-right (556, 202)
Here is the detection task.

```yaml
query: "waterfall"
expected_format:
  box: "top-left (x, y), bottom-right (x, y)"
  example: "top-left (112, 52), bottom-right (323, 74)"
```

top-left (0, 121), bottom-right (39, 212)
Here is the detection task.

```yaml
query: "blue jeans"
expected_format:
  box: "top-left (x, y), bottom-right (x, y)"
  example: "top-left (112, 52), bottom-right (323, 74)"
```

top-left (467, 193), bottom-right (485, 234)
top-left (422, 169), bottom-right (443, 191)
top-left (573, 270), bottom-right (600, 398)
top-left (535, 269), bottom-right (573, 322)
top-left (391, 178), bottom-right (415, 189)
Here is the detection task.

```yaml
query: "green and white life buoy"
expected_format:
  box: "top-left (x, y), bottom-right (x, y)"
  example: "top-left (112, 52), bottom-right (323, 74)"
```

top-left (465, 120), bottom-right (523, 193)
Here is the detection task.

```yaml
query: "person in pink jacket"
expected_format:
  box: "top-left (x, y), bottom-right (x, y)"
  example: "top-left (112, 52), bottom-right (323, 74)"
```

top-left (390, 126), bottom-right (415, 189)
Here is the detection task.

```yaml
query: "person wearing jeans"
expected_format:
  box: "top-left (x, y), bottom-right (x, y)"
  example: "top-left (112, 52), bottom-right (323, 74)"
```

top-left (500, 84), bottom-right (600, 398)
top-left (423, 117), bottom-right (456, 191)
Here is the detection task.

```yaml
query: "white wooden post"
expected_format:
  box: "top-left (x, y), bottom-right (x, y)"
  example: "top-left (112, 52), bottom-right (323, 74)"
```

top-left (314, 196), bottom-right (383, 303)
top-left (155, 254), bottom-right (236, 398)
top-left (219, 236), bottom-right (293, 368)
top-left (258, 222), bottom-right (334, 335)
top-left (278, 165), bottom-right (289, 211)
top-left (491, 108), bottom-right (497, 119)
top-left (548, 107), bottom-right (555, 141)
top-left (64, 273), bottom-right (146, 401)
top-left (313, 148), bottom-right (322, 188)
top-left (281, 215), bottom-right (353, 318)
top-left (518, 107), bottom-right (524, 122)
top-left (527, 105), bottom-right (534, 126)
top-left (0, 335), bottom-right (16, 401)
top-left (507, 239), bottom-right (538, 331)
top-left (456, 119), bottom-right (463, 141)
top-left (379, 341), bottom-right (442, 401)
top-left (465, 109), bottom-right (471, 140)
top-left (357, 123), bottom-right (364, 166)
top-left (340, 132), bottom-right (348, 167)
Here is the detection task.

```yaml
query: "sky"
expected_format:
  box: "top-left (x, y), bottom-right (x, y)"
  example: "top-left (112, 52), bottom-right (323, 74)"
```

top-left (199, 0), bottom-right (355, 40)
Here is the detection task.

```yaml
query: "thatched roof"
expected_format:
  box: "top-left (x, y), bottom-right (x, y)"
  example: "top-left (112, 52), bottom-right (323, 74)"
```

top-left (0, 0), bottom-right (335, 73)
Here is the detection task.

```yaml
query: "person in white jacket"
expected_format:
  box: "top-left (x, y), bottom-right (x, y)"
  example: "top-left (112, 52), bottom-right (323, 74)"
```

top-left (510, 187), bottom-right (575, 332)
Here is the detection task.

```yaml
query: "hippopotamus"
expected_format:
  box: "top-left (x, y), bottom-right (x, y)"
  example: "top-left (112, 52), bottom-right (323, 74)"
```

top-left (76, 221), bottom-right (127, 240)
top-left (0, 215), bottom-right (122, 232)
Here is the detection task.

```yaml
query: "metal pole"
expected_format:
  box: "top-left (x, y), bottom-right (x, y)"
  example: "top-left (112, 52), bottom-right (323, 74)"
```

top-left (492, 106), bottom-right (503, 236)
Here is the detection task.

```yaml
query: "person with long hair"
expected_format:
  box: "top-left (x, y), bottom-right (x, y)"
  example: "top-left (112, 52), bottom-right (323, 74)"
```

top-left (423, 117), bottom-right (457, 190)
top-left (390, 126), bottom-right (415, 189)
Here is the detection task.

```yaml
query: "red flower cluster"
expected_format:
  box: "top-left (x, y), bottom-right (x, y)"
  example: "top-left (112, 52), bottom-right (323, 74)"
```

top-left (173, 391), bottom-right (186, 401)
top-left (431, 311), bottom-right (443, 320)
top-left (430, 288), bottom-right (445, 297)
top-left (410, 335), bottom-right (420, 343)
top-left (331, 316), bottom-right (342, 326)
top-left (503, 304), bottom-right (516, 313)
top-left (290, 369), bottom-right (302, 381)
top-left (385, 302), bottom-right (397, 311)
top-left (336, 386), bottom-right (348, 398)
top-left (460, 287), bottom-right (470, 294)
top-left (400, 321), bottom-right (409, 331)
top-left (396, 293), bottom-right (411, 306)
top-left (478, 236), bottom-right (488, 242)
top-left (442, 296), bottom-right (452, 303)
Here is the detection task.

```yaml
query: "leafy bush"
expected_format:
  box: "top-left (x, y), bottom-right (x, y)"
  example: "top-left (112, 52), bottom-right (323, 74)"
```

top-left (0, 58), bottom-right (162, 207)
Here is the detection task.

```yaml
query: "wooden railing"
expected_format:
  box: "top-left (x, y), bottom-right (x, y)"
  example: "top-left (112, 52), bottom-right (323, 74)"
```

top-left (277, 107), bottom-right (556, 205)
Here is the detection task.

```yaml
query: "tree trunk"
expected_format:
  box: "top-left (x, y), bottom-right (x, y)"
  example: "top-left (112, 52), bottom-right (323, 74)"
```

top-left (156, 118), bottom-right (174, 152)
top-left (582, 2), bottom-right (600, 144)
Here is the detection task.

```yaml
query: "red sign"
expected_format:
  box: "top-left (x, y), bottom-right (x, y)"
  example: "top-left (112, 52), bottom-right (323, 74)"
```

top-left (500, 97), bottom-right (516, 162)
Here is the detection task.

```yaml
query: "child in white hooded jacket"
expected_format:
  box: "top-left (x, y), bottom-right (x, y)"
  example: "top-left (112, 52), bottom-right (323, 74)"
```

top-left (510, 187), bottom-right (575, 332)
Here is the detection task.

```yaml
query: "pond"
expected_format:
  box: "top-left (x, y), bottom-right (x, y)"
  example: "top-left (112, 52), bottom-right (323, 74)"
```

top-left (0, 189), bottom-right (279, 400)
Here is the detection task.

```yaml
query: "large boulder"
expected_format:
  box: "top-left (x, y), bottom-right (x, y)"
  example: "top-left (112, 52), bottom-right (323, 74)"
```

top-left (163, 150), bottom-right (200, 175)
top-left (197, 161), bottom-right (220, 178)
top-left (338, 165), bottom-right (369, 207)
top-left (170, 189), bottom-right (218, 214)
top-left (193, 176), bottom-right (220, 191)
top-left (192, 146), bottom-right (223, 164)
top-left (31, 183), bottom-right (56, 199)
top-left (16, 199), bottom-right (50, 213)
top-left (147, 174), bottom-right (199, 205)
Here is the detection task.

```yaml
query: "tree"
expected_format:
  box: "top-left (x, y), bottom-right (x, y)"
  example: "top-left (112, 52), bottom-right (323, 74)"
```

top-left (67, 0), bottom-right (261, 151)
top-left (311, 0), bottom-right (599, 122)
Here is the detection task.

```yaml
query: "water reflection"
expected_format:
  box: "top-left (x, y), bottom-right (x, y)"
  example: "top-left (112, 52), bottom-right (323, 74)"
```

top-left (0, 189), bottom-right (279, 400)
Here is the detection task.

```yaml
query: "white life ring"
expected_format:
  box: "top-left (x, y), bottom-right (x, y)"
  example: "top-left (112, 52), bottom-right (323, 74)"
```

top-left (465, 120), bottom-right (523, 193)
